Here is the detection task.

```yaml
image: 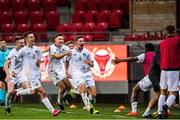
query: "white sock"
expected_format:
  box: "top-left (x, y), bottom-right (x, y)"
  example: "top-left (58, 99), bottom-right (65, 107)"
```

top-left (158, 95), bottom-right (166, 114)
top-left (17, 88), bottom-right (31, 95)
top-left (81, 92), bottom-right (91, 110)
top-left (57, 91), bottom-right (64, 105)
top-left (131, 102), bottom-right (138, 112)
top-left (63, 90), bottom-right (69, 98)
top-left (166, 95), bottom-right (176, 108)
top-left (74, 88), bottom-right (79, 94)
top-left (42, 97), bottom-right (54, 113)
top-left (143, 107), bottom-right (151, 116)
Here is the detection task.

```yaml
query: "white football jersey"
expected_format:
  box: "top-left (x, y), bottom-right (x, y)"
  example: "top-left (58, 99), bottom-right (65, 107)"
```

top-left (7, 48), bottom-right (23, 74)
top-left (137, 53), bottom-right (145, 63)
top-left (67, 48), bottom-right (93, 76)
top-left (48, 44), bottom-right (69, 72)
top-left (14, 46), bottom-right (43, 78)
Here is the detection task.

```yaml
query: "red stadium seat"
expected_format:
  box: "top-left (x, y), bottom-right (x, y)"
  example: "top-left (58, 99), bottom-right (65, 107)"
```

top-left (1, 23), bottom-right (15, 42)
top-left (72, 23), bottom-right (83, 31)
top-left (0, 11), bottom-right (12, 28)
top-left (84, 34), bottom-right (93, 41)
top-left (97, 22), bottom-right (108, 31)
top-left (71, 11), bottom-right (84, 23)
top-left (74, 0), bottom-right (86, 12)
top-left (95, 12), bottom-right (108, 23)
top-left (1, 23), bottom-right (15, 33)
top-left (14, 11), bottom-right (29, 25)
top-left (2, 35), bottom-right (15, 43)
top-left (124, 34), bottom-right (138, 41)
top-left (85, 0), bottom-right (97, 12)
top-left (81, 25), bottom-right (93, 41)
top-left (0, 0), bottom-right (10, 12)
top-left (83, 13), bottom-right (95, 23)
top-left (16, 23), bottom-right (31, 33)
top-left (11, 0), bottom-right (26, 12)
top-left (108, 12), bottom-right (122, 29)
top-left (30, 11), bottom-right (44, 24)
top-left (56, 23), bottom-right (70, 35)
top-left (32, 23), bottom-right (48, 42)
top-left (93, 25), bottom-right (108, 41)
top-left (45, 11), bottom-right (60, 30)
top-left (84, 22), bottom-right (95, 30)
top-left (98, 0), bottom-right (111, 11)
top-left (43, 0), bottom-right (57, 12)
top-left (27, 0), bottom-right (41, 12)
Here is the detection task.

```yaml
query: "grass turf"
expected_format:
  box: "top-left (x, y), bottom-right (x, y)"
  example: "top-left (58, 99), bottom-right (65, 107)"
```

top-left (0, 103), bottom-right (180, 119)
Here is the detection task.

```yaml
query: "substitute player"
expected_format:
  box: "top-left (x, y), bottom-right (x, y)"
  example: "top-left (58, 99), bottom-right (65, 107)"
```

top-left (157, 25), bottom-right (180, 119)
top-left (112, 43), bottom-right (154, 117)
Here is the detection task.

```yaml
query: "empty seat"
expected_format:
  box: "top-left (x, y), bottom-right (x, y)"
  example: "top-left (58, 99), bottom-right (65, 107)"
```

top-left (74, 0), bottom-right (86, 12)
top-left (43, 0), bottom-right (57, 12)
top-left (1, 23), bottom-right (15, 33)
top-left (11, 0), bottom-right (26, 12)
top-left (71, 11), bottom-right (84, 23)
top-left (14, 11), bottom-right (29, 25)
top-left (30, 11), bottom-right (44, 24)
top-left (2, 35), bottom-right (15, 43)
top-left (83, 13), bottom-right (95, 23)
top-left (0, 0), bottom-right (10, 12)
top-left (85, 0), bottom-right (97, 12)
top-left (45, 11), bottom-right (60, 30)
top-left (97, 22), bottom-right (108, 31)
top-left (95, 12), bottom-right (108, 23)
top-left (84, 22), bottom-right (95, 30)
top-left (84, 34), bottom-right (93, 41)
top-left (32, 23), bottom-right (48, 42)
top-left (108, 12), bottom-right (122, 29)
top-left (27, 0), bottom-right (42, 12)
top-left (16, 23), bottom-right (31, 33)
top-left (56, 23), bottom-right (70, 35)
top-left (72, 23), bottom-right (83, 31)
top-left (1, 23), bottom-right (15, 42)
top-left (98, 0), bottom-right (110, 11)
top-left (0, 11), bottom-right (12, 28)
top-left (93, 25), bottom-right (108, 41)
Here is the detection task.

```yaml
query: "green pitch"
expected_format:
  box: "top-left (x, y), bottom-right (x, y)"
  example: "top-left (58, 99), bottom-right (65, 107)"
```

top-left (0, 103), bottom-right (180, 119)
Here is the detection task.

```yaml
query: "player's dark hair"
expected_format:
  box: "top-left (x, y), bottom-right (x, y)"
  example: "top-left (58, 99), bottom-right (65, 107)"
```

top-left (145, 43), bottom-right (154, 52)
top-left (15, 36), bottom-right (24, 41)
top-left (53, 33), bottom-right (63, 42)
top-left (75, 35), bottom-right (83, 42)
top-left (65, 41), bottom-right (74, 46)
top-left (23, 31), bottom-right (33, 39)
top-left (166, 25), bottom-right (175, 35)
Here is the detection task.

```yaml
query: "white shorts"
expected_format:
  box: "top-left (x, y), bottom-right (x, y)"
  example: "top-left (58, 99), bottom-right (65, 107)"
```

top-left (10, 71), bottom-right (28, 85)
top-left (73, 74), bottom-right (95, 88)
top-left (160, 70), bottom-right (179, 91)
top-left (48, 71), bottom-right (67, 85)
top-left (28, 75), bottom-right (42, 90)
top-left (138, 75), bottom-right (152, 92)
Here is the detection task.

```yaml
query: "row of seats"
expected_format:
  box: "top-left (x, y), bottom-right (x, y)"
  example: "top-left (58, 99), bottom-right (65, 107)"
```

top-left (0, 0), bottom-right (59, 12)
top-left (0, 11), bottom-right (60, 30)
top-left (74, 0), bottom-right (129, 16)
top-left (1, 22), bottom-right (109, 42)
top-left (124, 34), bottom-right (166, 41)
top-left (72, 10), bottom-right (123, 29)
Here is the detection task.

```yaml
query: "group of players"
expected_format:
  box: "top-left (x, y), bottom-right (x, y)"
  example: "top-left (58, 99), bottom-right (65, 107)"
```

top-left (0, 32), bottom-right (99, 116)
top-left (0, 24), bottom-right (179, 119)
top-left (112, 25), bottom-right (180, 119)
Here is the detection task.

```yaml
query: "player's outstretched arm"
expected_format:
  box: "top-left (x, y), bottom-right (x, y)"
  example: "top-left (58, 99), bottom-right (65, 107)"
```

top-left (52, 50), bottom-right (72, 60)
top-left (111, 57), bottom-right (138, 65)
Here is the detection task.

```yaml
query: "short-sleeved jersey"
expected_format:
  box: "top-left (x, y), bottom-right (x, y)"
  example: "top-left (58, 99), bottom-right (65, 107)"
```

top-left (48, 44), bottom-right (69, 72)
top-left (14, 46), bottom-right (43, 78)
top-left (67, 48), bottom-right (93, 76)
top-left (0, 48), bottom-right (10, 67)
top-left (137, 53), bottom-right (145, 63)
top-left (7, 48), bottom-right (23, 73)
